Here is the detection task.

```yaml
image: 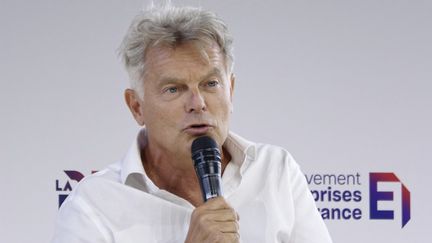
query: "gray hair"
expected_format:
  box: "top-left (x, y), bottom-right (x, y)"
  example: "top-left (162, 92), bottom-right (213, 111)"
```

top-left (119, 5), bottom-right (234, 96)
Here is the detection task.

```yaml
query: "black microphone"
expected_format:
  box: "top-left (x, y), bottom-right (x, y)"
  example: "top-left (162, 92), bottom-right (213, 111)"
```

top-left (191, 136), bottom-right (223, 202)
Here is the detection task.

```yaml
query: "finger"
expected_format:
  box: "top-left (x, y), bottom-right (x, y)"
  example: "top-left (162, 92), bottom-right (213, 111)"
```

top-left (216, 221), bottom-right (240, 233)
top-left (202, 197), bottom-right (231, 210)
top-left (208, 208), bottom-right (238, 222)
top-left (191, 208), bottom-right (237, 225)
top-left (222, 232), bottom-right (240, 243)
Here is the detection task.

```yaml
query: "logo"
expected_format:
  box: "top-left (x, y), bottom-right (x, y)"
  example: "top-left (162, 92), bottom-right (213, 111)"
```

top-left (369, 172), bottom-right (411, 228)
top-left (55, 170), bottom-right (97, 208)
top-left (306, 171), bottom-right (411, 228)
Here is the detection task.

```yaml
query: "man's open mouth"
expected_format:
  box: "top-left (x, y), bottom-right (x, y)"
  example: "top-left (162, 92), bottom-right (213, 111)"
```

top-left (189, 124), bottom-right (209, 128)
top-left (184, 124), bottom-right (212, 135)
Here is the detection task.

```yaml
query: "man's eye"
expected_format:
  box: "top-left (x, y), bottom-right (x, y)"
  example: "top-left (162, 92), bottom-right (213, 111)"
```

top-left (165, 87), bottom-right (178, 93)
top-left (207, 80), bottom-right (219, 87)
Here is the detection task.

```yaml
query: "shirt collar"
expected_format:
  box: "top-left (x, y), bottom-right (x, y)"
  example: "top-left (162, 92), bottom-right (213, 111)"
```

top-left (224, 131), bottom-right (256, 173)
top-left (120, 129), bottom-right (147, 185)
top-left (120, 128), bottom-right (256, 191)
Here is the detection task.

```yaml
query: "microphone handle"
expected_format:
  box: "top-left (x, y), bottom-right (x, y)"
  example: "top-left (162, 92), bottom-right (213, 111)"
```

top-left (200, 173), bottom-right (222, 201)
top-left (195, 160), bottom-right (222, 202)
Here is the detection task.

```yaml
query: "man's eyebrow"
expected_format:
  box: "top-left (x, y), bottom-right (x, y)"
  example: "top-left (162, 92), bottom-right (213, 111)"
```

top-left (199, 68), bottom-right (224, 82)
top-left (158, 68), bottom-right (224, 86)
top-left (158, 77), bottom-right (182, 86)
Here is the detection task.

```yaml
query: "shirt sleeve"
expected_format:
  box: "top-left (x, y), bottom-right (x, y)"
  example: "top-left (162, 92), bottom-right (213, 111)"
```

top-left (286, 155), bottom-right (333, 243)
top-left (50, 195), bottom-right (112, 243)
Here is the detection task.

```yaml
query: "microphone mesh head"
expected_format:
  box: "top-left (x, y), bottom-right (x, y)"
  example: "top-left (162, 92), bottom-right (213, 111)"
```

top-left (191, 136), bottom-right (218, 154)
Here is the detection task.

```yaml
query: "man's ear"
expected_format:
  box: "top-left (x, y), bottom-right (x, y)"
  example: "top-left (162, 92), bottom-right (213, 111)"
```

top-left (229, 73), bottom-right (235, 101)
top-left (124, 89), bottom-right (145, 126)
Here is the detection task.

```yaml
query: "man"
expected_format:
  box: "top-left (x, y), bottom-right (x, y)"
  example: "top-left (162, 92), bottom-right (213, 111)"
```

top-left (52, 5), bottom-right (332, 243)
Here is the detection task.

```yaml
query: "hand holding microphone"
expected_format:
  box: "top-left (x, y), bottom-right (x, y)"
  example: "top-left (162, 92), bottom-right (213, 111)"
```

top-left (185, 136), bottom-right (240, 243)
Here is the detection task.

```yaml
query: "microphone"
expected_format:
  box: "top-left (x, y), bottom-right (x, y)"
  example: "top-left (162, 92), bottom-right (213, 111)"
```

top-left (191, 136), bottom-right (223, 202)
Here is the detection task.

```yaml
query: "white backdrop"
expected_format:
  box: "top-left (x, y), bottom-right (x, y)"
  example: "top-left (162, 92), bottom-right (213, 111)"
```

top-left (1, 0), bottom-right (430, 242)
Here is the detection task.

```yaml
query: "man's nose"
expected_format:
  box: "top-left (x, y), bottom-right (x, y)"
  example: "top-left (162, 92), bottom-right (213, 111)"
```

top-left (185, 90), bottom-right (207, 113)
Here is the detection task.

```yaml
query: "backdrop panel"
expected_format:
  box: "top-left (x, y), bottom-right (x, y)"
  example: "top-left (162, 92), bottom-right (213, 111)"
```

top-left (1, 0), bottom-right (430, 242)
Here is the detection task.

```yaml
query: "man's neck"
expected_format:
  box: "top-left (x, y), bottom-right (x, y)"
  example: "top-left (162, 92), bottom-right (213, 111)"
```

top-left (141, 144), bottom-right (231, 207)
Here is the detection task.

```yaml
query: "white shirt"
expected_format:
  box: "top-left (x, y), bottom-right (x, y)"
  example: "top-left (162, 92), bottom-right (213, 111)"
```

top-left (51, 130), bottom-right (332, 243)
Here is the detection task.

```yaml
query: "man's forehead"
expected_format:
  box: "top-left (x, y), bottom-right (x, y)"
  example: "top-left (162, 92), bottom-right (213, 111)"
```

top-left (143, 40), bottom-right (228, 79)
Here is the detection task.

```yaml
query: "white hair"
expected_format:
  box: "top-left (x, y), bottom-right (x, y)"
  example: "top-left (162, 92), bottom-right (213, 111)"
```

top-left (119, 4), bottom-right (234, 96)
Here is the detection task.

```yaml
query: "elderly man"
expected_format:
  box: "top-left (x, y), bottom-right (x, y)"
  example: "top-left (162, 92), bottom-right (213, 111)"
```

top-left (51, 5), bottom-right (332, 243)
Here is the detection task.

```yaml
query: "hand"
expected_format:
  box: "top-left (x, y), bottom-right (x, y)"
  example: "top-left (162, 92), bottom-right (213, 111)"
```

top-left (185, 197), bottom-right (240, 243)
